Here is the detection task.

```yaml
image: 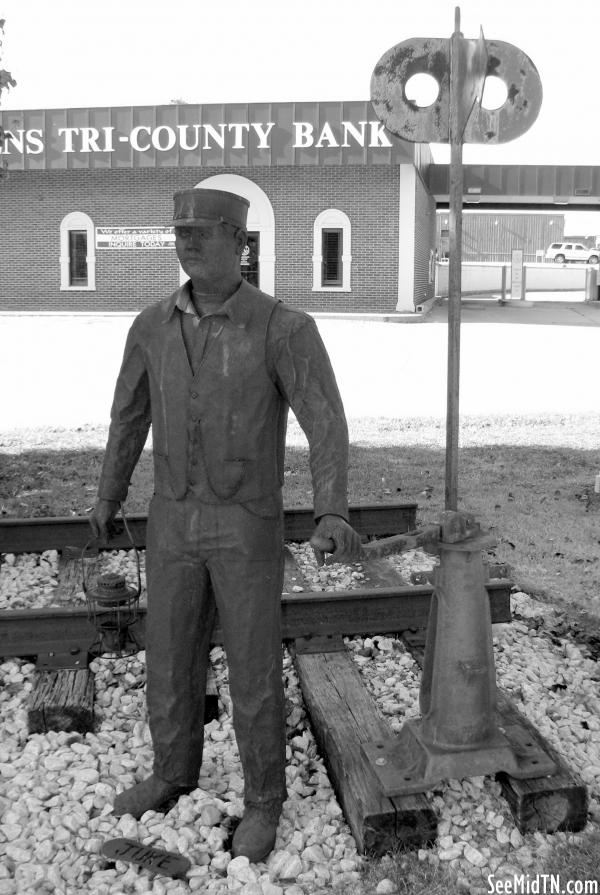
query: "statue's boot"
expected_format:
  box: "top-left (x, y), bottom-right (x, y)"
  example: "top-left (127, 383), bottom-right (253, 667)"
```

top-left (112, 774), bottom-right (195, 819)
top-left (231, 801), bottom-right (282, 863)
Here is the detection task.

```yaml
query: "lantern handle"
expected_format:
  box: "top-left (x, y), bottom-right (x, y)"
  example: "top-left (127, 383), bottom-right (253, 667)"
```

top-left (120, 506), bottom-right (142, 599)
top-left (81, 503), bottom-right (142, 599)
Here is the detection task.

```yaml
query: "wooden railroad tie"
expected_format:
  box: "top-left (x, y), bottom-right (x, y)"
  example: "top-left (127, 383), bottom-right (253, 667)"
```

top-left (28, 667), bottom-right (95, 735)
top-left (27, 654), bottom-right (219, 735)
top-left (295, 634), bottom-right (587, 853)
top-left (405, 641), bottom-right (588, 835)
top-left (295, 638), bottom-right (437, 855)
top-left (27, 548), bottom-right (98, 735)
top-left (290, 542), bottom-right (441, 855)
top-left (495, 690), bottom-right (587, 834)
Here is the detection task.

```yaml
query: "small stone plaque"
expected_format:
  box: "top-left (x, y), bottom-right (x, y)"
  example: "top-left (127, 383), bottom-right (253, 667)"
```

top-left (101, 838), bottom-right (191, 879)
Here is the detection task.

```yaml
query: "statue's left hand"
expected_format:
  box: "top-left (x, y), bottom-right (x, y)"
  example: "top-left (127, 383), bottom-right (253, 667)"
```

top-left (310, 514), bottom-right (363, 566)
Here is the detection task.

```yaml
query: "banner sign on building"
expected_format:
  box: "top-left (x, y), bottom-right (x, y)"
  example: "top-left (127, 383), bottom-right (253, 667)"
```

top-left (96, 227), bottom-right (175, 249)
top-left (0, 102), bottom-right (417, 170)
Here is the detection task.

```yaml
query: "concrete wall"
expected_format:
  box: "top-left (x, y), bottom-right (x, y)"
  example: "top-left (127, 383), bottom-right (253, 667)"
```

top-left (413, 172), bottom-right (436, 307)
top-left (435, 261), bottom-right (594, 296)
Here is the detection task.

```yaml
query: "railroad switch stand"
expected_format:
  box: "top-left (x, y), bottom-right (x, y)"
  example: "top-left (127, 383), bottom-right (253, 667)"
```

top-left (362, 510), bottom-right (557, 796)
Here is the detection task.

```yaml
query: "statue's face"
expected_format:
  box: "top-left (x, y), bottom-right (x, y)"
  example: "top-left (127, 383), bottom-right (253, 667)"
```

top-left (175, 223), bottom-right (242, 285)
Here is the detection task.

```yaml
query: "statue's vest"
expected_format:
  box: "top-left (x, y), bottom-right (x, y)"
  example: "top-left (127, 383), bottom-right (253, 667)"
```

top-left (149, 290), bottom-right (287, 502)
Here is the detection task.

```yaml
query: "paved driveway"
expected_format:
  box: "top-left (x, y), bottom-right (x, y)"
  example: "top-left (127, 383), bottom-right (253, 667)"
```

top-left (2, 299), bottom-right (599, 428)
top-left (322, 298), bottom-right (600, 419)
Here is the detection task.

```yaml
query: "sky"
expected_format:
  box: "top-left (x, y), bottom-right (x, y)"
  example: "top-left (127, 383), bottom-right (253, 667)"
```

top-left (1, 0), bottom-right (599, 229)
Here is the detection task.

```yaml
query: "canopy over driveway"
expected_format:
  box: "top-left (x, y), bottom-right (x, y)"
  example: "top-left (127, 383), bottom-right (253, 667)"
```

top-left (428, 165), bottom-right (600, 210)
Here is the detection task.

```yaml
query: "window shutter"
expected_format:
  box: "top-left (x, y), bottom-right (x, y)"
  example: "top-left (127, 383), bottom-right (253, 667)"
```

top-left (69, 231), bottom-right (88, 286)
top-left (322, 229), bottom-right (343, 286)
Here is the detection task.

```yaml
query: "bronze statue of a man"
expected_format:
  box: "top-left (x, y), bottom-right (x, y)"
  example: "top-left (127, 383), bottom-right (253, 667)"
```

top-left (90, 187), bottom-right (361, 863)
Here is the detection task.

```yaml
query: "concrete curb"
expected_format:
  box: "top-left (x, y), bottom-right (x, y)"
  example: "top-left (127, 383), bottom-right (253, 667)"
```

top-left (311, 297), bottom-right (440, 324)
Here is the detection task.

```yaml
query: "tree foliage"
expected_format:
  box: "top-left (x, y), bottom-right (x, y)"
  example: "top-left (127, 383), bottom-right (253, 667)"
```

top-left (0, 18), bottom-right (17, 178)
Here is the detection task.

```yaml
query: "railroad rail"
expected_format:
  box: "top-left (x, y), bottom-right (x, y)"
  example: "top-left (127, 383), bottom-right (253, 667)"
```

top-left (0, 502), bottom-right (417, 553)
top-left (0, 502), bottom-right (512, 660)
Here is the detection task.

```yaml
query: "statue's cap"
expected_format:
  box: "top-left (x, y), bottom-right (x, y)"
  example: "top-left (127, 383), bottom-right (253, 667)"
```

top-left (172, 188), bottom-right (249, 228)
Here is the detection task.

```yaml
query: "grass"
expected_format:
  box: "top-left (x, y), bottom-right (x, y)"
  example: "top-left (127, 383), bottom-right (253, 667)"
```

top-left (541, 832), bottom-right (600, 886)
top-left (357, 847), bottom-right (463, 894)
top-left (350, 830), bottom-right (600, 894)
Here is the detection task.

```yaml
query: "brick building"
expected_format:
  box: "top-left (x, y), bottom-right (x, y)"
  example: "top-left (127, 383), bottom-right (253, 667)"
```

top-left (0, 102), bottom-right (437, 314)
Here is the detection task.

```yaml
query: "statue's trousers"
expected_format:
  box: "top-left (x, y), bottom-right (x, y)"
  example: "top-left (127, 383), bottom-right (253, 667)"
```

top-left (144, 494), bottom-right (287, 807)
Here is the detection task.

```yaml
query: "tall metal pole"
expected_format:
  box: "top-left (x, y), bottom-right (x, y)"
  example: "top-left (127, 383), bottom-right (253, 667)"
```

top-left (370, 8), bottom-right (541, 512)
top-left (445, 7), bottom-right (463, 511)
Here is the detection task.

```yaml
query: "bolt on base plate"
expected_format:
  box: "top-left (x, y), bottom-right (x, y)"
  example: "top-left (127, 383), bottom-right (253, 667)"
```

top-left (362, 718), bottom-right (557, 797)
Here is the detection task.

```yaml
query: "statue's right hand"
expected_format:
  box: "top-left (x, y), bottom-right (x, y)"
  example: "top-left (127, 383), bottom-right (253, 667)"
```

top-left (89, 499), bottom-right (121, 542)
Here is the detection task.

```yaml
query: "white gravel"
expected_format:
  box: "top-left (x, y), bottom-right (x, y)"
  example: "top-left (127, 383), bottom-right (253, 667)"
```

top-left (1, 550), bottom-right (599, 894)
top-left (0, 551), bottom-right (62, 610)
top-left (0, 549), bottom-right (146, 611)
top-left (0, 646), bottom-right (361, 895)
top-left (0, 545), bottom-right (438, 611)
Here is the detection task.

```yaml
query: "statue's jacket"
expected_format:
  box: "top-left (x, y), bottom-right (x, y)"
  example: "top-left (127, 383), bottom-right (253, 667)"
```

top-left (98, 279), bottom-right (349, 521)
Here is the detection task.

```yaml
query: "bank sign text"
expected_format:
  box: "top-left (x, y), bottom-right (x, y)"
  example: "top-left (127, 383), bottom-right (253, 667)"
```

top-left (0, 120), bottom-right (393, 155)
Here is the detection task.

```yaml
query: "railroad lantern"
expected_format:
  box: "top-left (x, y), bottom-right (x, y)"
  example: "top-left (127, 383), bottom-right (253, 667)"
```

top-left (82, 516), bottom-right (142, 658)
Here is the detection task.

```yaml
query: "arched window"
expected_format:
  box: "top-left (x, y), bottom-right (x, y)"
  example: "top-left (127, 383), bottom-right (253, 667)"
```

top-left (60, 212), bottom-right (96, 290)
top-left (313, 209), bottom-right (351, 292)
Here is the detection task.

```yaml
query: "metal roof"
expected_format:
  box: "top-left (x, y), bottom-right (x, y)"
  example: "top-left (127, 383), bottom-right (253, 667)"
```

top-left (428, 164), bottom-right (600, 208)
